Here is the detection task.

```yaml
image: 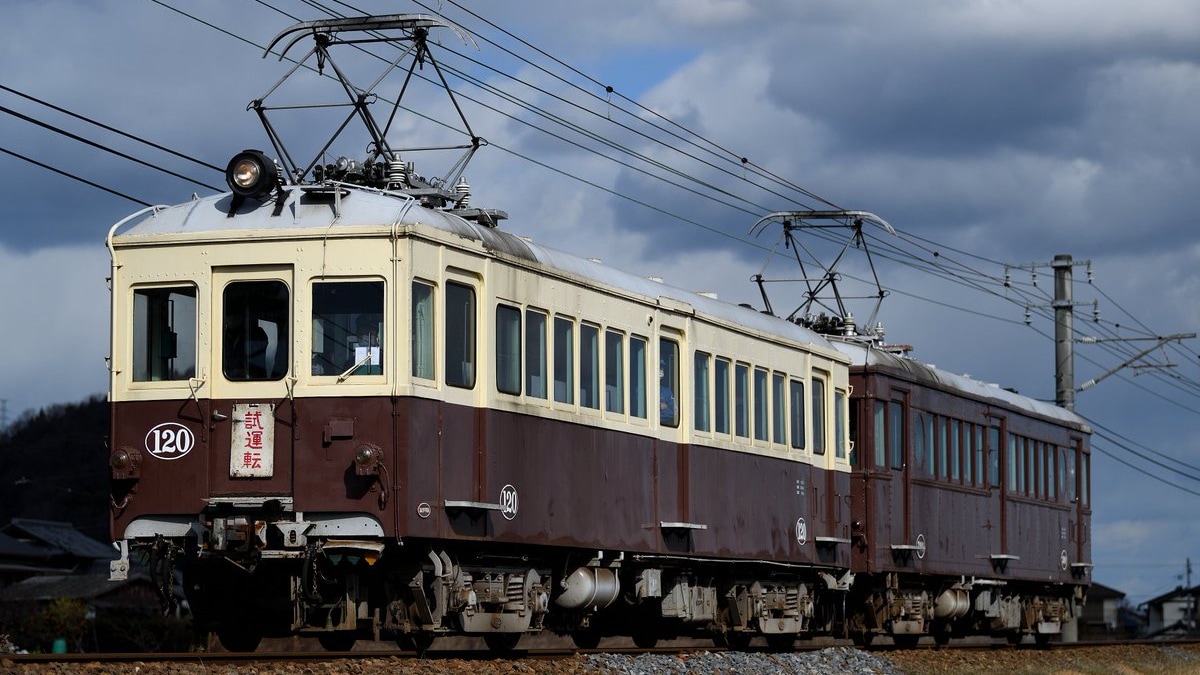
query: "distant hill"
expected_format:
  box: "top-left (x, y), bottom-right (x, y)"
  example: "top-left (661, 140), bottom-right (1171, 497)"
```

top-left (0, 395), bottom-right (110, 543)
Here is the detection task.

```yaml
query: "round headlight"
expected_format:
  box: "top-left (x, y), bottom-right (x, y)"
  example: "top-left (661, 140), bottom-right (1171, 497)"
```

top-left (225, 149), bottom-right (278, 198)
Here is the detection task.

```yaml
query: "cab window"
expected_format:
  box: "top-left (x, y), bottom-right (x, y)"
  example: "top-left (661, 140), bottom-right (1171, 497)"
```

top-left (312, 280), bottom-right (384, 377)
top-left (223, 280), bottom-right (289, 381)
top-left (132, 285), bottom-right (197, 382)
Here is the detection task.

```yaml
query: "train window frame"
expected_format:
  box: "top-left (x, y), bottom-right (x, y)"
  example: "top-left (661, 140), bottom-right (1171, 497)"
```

top-left (605, 329), bottom-right (625, 415)
top-left (444, 280), bottom-right (476, 389)
top-left (222, 279), bottom-right (290, 382)
top-left (629, 334), bottom-right (647, 418)
top-left (311, 279), bottom-right (385, 378)
top-left (715, 358), bottom-right (731, 435)
top-left (938, 416), bottom-right (950, 480)
top-left (495, 303), bottom-right (521, 395)
top-left (888, 398), bottom-right (904, 470)
top-left (411, 279), bottom-right (435, 381)
top-left (693, 351), bottom-right (711, 432)
top-left (131, 284), bottom-right (198, 383)
top-left (963, 422), bottom-right (974, 486)
top-left (835, 388), bottom-right (848, 460)
top-left (788, 378), bottom-right (805, 452)
top-left (811, 373), bottom-right (827, 456)
top-left (552, 315), bottom-right (574, 404)
top-left (525, 308), bottom-right (548, 399)
top-left (913, 411), bottom-right (930, 476)
top-left (988, 421), bottom-right (1001, 487)
top-left (872, 400), bottom-right (886, 467)
top-left (753, 367), bottom-right (769, 442)
top-left (772, 372), bottom-right (787, 446)
top-left (659, 337), bottom-right (679, 428)
top-left (950, 418), bottom-right (961, 482)
top-left (580, 323), bottom-right (600, 410)
top-left (734, 362), bottom-right (750, 438)
top-left (1047, 442), bottom-right (1057, 500)
top-left (974, 424), bottom-right (985, 486)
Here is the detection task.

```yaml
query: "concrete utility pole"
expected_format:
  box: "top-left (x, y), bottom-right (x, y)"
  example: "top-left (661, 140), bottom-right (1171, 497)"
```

top-left (1053, 255), bottom-right (1076, 411)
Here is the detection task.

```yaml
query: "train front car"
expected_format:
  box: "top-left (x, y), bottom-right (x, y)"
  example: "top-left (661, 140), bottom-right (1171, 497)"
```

top-left (106, 14), bottom-right (857, 652)
top-left (836, 340), bottom-right (1092, 646)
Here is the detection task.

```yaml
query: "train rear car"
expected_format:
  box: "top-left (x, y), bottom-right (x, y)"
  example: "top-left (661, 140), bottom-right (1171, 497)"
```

top-left (836, 340), bottom-right (1092, 646)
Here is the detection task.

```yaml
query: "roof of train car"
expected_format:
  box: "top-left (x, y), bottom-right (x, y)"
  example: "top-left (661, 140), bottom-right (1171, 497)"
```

top-left (109, 186), bottom-right (843, 359)
top-left (830, 338), bottom-right (1090, 430)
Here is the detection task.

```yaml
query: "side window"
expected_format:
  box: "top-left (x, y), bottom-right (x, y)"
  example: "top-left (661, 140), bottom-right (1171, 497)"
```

top-left (734, 363), bottom-right (749, 438)
top-left (872, 400), bottom-right (886, 467)
top-left (950, 419), bottom-right (961, 481)
top-left (772, 373), bottom-right (786, 444)
top-left (223, 280), bottom-right (289, 381)
top-left (629, 334), bottom-right (647, 418)
top-left (913, 413), bottom-right (928, 475)
top-left (811, 375), bottom-right (826, 455)
top-left (789, 379), bottom-right (806, 451)
top-left (133, 285), bottom-right (197, 382)
top-left (312, 280), bottom-right (384, 377)
top-left (445, 281), bottom-right (475, 389)
top-left (580, 323), bottom-right (600, 409)
top-left (525, 309), bottom-right (547, 398)
top-left (605, 330), bottom-right (625, 414)
top-left (753, 368), bottom-right (768, 442)
top-left (411, 280), bottom-right (435, 380)
top-left (496, 304), bottom-right (521, 394)
top-left (988, 423), bottom-right (1001, 487)
top-left (659, 337), bottom-right (679, 427)
top-left (888, 399), bottom-right (904, 469)
top-left (715, 358), bottom-right (731, 434)
top-left (553, 316), bottom-right (574, 404)
top-left (693, 351), bottom-right (711, 432)
top-left (835, 389), bottom-right (847, 459)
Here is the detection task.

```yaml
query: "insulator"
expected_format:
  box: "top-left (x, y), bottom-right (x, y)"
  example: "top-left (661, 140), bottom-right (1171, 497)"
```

top-left (455, 176), bottom-right (471, 208)
top-left (842, 313), bottom-right (856, 336)
top-left (388, 159), bottom-right (406, 187)
top-left (1024, 307), bottom-right (1032, 325)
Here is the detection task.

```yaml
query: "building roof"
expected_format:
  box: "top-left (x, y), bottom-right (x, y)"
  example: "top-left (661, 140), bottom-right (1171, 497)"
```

top-left (0, 529), bottom-right (49, 561)
top-left (1144, 585), bottom-right (1200, 607)
top-left (1086, 582), bottom-right (1126, 600)
top-left (2, 519), bottom-right (116, 561)
top-left (0, 572), bottom-right (151, 604)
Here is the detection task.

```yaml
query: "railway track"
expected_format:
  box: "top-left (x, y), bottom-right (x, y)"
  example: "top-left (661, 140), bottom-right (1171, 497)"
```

top-left (6, 640), bottom-right (1200, 674)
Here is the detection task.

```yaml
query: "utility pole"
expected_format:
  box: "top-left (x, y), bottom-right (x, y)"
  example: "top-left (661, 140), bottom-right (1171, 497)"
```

top-left (1013, 254), bottom-right (1193, 409)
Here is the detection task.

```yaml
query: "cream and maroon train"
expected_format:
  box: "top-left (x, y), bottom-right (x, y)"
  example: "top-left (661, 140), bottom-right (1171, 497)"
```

top-left (103, 13), bottom-right (1088, 652)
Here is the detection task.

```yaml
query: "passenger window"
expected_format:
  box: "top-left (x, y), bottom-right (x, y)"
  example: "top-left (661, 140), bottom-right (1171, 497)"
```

top-left (753, 368), bottom-right (769, 441)
top-left (605, 330), bottom-right (625, 414)
top-left (772, 373), bottom-right (786, 444)
top-left (1047, 443), bottom-right (1057, 500)
top-left (496, 304), bottom-right (521, 394)
top-left (1082, 450), bottom-right (1091, 507)
top-left (629, 335), bottom-right (647, 418)
top-left (715, 359), bottom-right (731, 434)
top-left (445, 281), bottom-right (475, 388)
top-left (580, 324), bottom-right (599, 409)
top-left (553, 316), bottom-right (574, 404)
top-left (963, 423), bottom-right (973, 485)
top-left (975, 425), bottom-right (985, 485)
top-left (789, 379), bottom-right (805, 450)
top-left (734, 363), bottom-right (749, 438)
top-left (872, 400), bottom-right (886, 467)
top-left (888, 400), bottom-right (903, 470)
top-left (835, 389), bottom-right (847, 459)
top-left (411, 281), bottom-right (435, 380)
top-left (988, 424), bottom-right (1001, 487)
top-left (811, 375), bottom-right (826, 455)
top-left (659, 338), bottom-right (679, 427)
top-left (693, 352), bottom-right (711, 431)
top-left (223, 280), bottom-right (289, 381)
top-left (938, 417), bottom-right (950, 479)
top-left (950, 419), bottom-right (961, 481)
top-left (312, 280), bottom-right (384, 377)
top-left (133, 285), bottom-right (197, 382)
top-left (914, 413), bottom-right (928, 474)
top-left (525, 309), bottom-right (547, 398)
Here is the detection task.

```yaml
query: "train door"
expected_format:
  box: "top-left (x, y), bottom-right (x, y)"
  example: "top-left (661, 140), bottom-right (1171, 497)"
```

top-left (1066, 437), bottom-right (1090, 566)
top-left (987, 416), bottom-right (1006, 554)
top-left (208, 266), bottom-right (295, 498)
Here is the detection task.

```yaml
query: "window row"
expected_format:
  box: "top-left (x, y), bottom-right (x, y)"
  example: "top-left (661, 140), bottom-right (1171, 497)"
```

top-left (1007, 434), bottom-right (1088, 506)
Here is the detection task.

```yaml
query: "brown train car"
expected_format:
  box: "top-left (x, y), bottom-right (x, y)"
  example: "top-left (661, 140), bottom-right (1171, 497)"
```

top-left (104, 177), bottom-right (855, 652)
top-left (833, 340), bottom-right (1092, 646)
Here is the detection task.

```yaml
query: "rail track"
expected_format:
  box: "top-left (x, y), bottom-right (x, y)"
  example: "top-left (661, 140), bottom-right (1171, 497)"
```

top-left (6, 639), bottom-right (1200, 675)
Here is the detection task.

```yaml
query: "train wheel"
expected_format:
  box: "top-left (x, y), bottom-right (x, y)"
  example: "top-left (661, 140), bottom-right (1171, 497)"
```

top-left (933, 630), bottom-right (951, 647)
top-left (316, 631), bottom-right (357, 652)
top-left (1034, 632), bottom-right (1052, 647)
top-left (892, 634), bottom-right (920, 649)
top-left (851, 631), bottom-right (875, 648)
top-left (631, 631), bottom-right (658, 649)
top-left (216, 628), bottom-right (262, 653)
top-left (571, 630), bottom-right (602, 650)
top-left (764, 633), bottom-right (795, 652)
top-left (1006, 632), bottom-right (1023, 646)
top-left (412, 632), bottom-right (436, 655)
top-left (483, 632), bottom-right (522, 654)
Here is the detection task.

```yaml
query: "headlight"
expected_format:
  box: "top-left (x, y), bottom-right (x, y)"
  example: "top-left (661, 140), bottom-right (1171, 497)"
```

top-left (225, 149), bottom-right (278, 198)
top-left (353, 444), bottom-right (381, 476)
top-left (110, 447), bottom-right (142, 480)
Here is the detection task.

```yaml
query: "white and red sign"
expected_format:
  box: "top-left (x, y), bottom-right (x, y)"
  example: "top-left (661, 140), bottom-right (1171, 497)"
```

top-left (229, 402), bottom-right (274, 478)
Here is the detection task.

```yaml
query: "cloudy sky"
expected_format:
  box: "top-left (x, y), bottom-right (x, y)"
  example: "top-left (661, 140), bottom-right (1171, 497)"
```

top-left (3, 0), bottom-right (1199, 605)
